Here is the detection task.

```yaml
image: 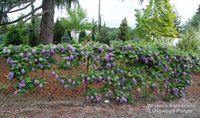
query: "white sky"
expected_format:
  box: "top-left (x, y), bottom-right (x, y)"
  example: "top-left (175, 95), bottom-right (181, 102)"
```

top-left (8, 0), bottom-right (200, 28)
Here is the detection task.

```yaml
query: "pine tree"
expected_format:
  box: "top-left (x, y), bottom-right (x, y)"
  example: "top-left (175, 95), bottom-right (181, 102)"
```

top-left (118, 18), bottom-right (130, 42)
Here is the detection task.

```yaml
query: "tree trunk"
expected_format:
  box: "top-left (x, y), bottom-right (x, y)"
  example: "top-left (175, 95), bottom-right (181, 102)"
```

top-left (39, 0), bottom-right (54, 44)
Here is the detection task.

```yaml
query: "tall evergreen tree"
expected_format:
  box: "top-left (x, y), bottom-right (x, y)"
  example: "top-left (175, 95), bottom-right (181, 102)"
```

top-left (118, 17), bottom-right (130, 42)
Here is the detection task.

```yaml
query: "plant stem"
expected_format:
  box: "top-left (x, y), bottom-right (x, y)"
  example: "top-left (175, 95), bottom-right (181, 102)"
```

top-left (85, 55), bottom-right (90, 101)
top-left (165, 78), bottom-right (170, 97)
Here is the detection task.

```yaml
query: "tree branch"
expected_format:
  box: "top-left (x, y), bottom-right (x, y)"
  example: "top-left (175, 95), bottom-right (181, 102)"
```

top-left (23, 11), bottom-right (47, 22)
top-left (4, 0), bottom-right (34, 12)
top-left (0, 5), bottom-right (42, 26)
top-left (8, 1), bottom-right (35, 14)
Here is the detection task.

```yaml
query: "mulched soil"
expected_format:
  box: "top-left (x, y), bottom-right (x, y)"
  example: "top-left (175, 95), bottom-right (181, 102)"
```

top-left (0, 57), bottom-right (200, 118)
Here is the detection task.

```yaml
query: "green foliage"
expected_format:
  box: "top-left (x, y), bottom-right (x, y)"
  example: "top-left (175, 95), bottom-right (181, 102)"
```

top-left (60, 6), bottom-right (92, 31)
top-left (61, 29), bottom-right (72, 43)
top-left (27, 17), bottom-right (41, 47)
top-left (1, 41), bottom-right (199, 102)
top-left (135, 0), bottom-right (177, 41)
top-left (118, 18), bottom-right (130, 42)
top-left (95, 27), bottom-right (110, 44)
top-left (79, 30), bottom-right (86, 43)
top-left (184, 6), bottom-right (200, 30)
top-left (53, 19), bottom-right (66, 44)
top-left (108, 29), bottom-right (118, 41)
top-left (4, 21), bottom-right (29, 45)
top-left (173, 9), bottom-right (182, 34)
top-left (177, 26), bottom-right (200, 52)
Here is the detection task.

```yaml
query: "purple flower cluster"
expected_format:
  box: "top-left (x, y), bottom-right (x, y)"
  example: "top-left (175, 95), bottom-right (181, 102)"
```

top-left (98, 47), bottom-right (104, 53)
top-left (163, 64), bottom-right (168, 72)
top-left (8, 72), bottom-right (14, 81)
top-left (32, 48), bottom-right (36, 54)
top-left (21, 69), bottom-right (26, 75)
top-left (52, 72), bottom-right (78, 88)
top-left (105, 90), bottom-right (113, 97)
top-left (104, 54), bottom-right (113, 63)
top-left (19, 80), bottom-right (26, 89)
top-left (150, 83), bottom-right (157, 91)
top-left (6, 58), bottom-right (13, 65)
top-left (33, 79), bottom-right (40, 85)
top-left (94, 55), bottom-right (100, 61)
top-left (122, 44), bottom-right (132, 52)
top-left (60, 47), bottom-right (65, 53)
top-left (139, 55), bottom-right (149, 64)
top-left (86, 94), bottom-right (102, 102)
top-left (50, 47), bottom-right (55, 54)
top-left (20, 52), bottom-right (32, 60)
top-left (3, 47), bottom-right (11, 54)
top-left (67, 44), bottom-right (75, 53)
top-left (97, 76), bottom-right (103, 82)
top-left (116, 96), bottom-right (127, 103)
top-left (131, 78), bottom-right (137, 85)
top-left (108, 47), bottom-right (113, 52)
top-left (170, 88), bottom-right (179, 96)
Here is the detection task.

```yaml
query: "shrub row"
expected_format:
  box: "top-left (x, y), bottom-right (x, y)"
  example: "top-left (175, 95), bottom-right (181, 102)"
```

top-left (0, 41), bottom-right (199, 102)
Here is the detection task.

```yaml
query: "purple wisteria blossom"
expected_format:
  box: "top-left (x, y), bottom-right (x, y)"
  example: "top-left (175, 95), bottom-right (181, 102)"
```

top-left (127, 44), bottom-right (132, 50)
top-left (6, 58), bottom-right (13, 64)
top-left (60, 47), bottom-right (65, 53)
top-left (106, 63), bottom-right (112, 69)
top-left (131, 78), bottom-right (137, 85)
top-left (21, 69), bottom-right (26, 75)
top-left (108, 47), bottom-right (113, 52)
top-left (170, 88), bottom-right (179, 96)
top-left (98, 47), bottom-right (104, 53)
top-left (164, 64), bottom-right (168, 72)
top-left (8, 72), bottom-right (14, 80)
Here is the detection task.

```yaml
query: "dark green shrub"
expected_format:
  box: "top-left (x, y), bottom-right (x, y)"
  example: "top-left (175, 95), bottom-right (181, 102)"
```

top-left (61, 29), bottom-right (72, 43)
top-left (79, 30), bottom-right (86, 43)
top-left (4, 21), bottom-right (29, 45)
top-left (95, 27), bottom-right (110, 44)
top-left (53, 20), bottom-right (66, 44)
top-left (27, 17), bottom-right (41, 47)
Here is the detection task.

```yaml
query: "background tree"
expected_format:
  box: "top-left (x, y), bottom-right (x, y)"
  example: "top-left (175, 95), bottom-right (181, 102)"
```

top-left (79, 30), bottom-right (86, 43)
top-left (173, 9), bottom-right (182, 35)
top-left (135, 0), bottom-right (177, 41)
top-left (4, 21), bottom-right (29, 45)
top-left (60, 6), bottom-right (92, 31)
top-left (39, 0), bottom-right (78, 44)
top-left (95, 24), bottom-right (110, 44)
top-left (177, 26), bottom-right (200, 52)
top-left (184, 5), bottom-right (200, 30)
top-left (0, 0), bottom-right (78, 44)
top-left (27, 17), bottom-right (41, 46)
top-left (53, 19), bottom-right (66, 44)
top-left (118, 17), bottom-right (130, 42)
top-left (53, 6), bottom-right (91, 43)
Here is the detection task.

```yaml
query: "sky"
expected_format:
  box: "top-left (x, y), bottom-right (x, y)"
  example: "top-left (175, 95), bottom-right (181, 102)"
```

top-left (8, 0), bottom-right (200, 28)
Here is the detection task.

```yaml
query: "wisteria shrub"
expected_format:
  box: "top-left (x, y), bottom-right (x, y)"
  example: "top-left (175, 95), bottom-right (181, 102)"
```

top-left (0, 41), bottom-right (199, 103)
